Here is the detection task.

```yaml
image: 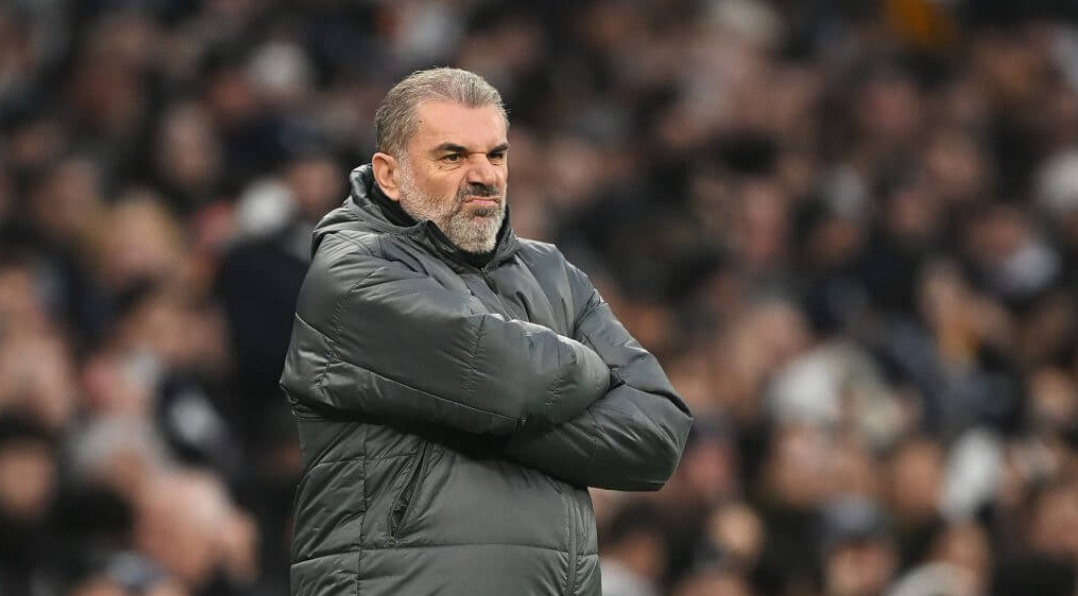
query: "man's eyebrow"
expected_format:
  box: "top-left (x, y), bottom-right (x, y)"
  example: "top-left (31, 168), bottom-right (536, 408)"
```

top-left (432, 143), bottom-right (468, 154)
top-left (431, 142), bottom-right (510, 154)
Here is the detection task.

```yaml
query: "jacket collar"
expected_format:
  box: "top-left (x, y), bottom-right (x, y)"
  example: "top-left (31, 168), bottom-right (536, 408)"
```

top-left (333, 164), bottom-right (520, 271)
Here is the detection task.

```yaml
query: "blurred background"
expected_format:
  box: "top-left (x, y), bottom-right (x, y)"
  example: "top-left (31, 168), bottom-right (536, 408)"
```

top-left (1, 0), bottom-right (1078, 595)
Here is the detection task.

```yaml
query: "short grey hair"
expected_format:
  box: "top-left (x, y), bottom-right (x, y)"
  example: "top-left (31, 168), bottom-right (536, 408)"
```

top-left (374, 67), bottom-right (508, 157)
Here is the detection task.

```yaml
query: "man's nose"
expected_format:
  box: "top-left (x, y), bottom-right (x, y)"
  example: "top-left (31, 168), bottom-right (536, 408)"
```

top-left (466, 157), bottom-right (499, 188)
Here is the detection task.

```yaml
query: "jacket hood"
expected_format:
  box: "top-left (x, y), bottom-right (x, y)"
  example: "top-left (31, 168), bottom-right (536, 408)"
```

top-left (311, 164), bottom-right (520, 269)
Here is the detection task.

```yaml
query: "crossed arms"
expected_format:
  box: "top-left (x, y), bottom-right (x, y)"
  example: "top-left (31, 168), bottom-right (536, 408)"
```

top-left (280, 234), bottom-right (693, 491)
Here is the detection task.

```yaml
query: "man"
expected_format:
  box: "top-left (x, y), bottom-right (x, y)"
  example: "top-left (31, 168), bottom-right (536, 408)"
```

top-left (280, 67), bottom-right (693, 596)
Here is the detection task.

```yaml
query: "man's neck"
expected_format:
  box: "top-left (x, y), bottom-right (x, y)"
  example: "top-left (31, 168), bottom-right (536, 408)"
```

top-left (369, 181), bottom-right (417, 227)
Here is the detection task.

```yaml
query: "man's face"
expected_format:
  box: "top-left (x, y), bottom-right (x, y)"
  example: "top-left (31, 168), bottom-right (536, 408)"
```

top-left (396, 101), bottom-right (509, 253)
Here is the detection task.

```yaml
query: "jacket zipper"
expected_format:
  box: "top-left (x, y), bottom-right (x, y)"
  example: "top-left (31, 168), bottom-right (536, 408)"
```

top-left (564, 494), bottom-right (579, 596)
top-left (480, 266), bottom-right (519, 319)
top-left (480, 266), bottom-right (497, 291)
top-left (390, 442), bottom-right (432, 540)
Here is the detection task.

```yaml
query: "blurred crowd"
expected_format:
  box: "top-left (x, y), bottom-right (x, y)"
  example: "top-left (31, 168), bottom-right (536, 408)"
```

top-left (2, 0), bottom-right (1078, 595)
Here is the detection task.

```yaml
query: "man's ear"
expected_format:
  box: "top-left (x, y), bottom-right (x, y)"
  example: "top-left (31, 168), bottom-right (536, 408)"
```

top-left (372, 152), bottom-right (402, 201)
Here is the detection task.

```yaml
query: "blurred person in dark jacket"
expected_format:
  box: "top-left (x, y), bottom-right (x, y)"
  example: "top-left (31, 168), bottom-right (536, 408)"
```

top-left (753, 424), bottom-right (834, 595)
top-left (279, 67), bottom-right (692, 596)
top-left (0, 415), bottom-right (58, 595)
top-left (599, 501), bottom-right (668, 596)
top-left (820, 497), bottom-right (897, 596)
top-left (885, 437), bottom-right (945, 569)
top-left (215, 148), bottom-right (345, 447)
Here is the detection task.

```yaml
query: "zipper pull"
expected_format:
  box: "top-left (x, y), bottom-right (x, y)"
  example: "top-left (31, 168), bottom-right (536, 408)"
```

top-left (480, 267), bottom-right (496, 291)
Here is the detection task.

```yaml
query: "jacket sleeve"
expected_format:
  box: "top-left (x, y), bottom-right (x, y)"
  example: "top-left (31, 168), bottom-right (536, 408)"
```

top-left (500, 261), bottom-right (693, 491)
top-left (279, 234), bottom-right (610, 435)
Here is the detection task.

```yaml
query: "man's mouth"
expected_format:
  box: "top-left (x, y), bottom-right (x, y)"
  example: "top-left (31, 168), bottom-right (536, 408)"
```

top-left (464, 196), bottom-right (501, 207)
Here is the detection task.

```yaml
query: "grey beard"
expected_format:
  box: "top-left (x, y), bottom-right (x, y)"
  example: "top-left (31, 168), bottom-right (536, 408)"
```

top-left (397, 171), bottom-right (505, 254)
top-left (439, 204), bottom-right (504, 253)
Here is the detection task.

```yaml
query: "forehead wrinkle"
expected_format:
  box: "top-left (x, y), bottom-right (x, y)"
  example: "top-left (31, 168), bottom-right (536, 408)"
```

top-left (411, 102), bottom-right (507, 154)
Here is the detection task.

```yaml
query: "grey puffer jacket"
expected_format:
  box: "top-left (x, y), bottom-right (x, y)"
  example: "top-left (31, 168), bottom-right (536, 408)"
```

top-left (280, 165), bottom-right (693, 596)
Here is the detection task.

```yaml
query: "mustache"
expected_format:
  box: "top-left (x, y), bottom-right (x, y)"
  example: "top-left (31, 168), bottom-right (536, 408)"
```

top-left (457, 183), bottom-right (502, 200)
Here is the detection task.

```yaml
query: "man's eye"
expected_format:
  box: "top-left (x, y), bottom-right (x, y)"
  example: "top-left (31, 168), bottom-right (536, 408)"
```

top-left (443, 154), bottom-right (462, 162)
top-left (489, 152), bottom-right (506, 161)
